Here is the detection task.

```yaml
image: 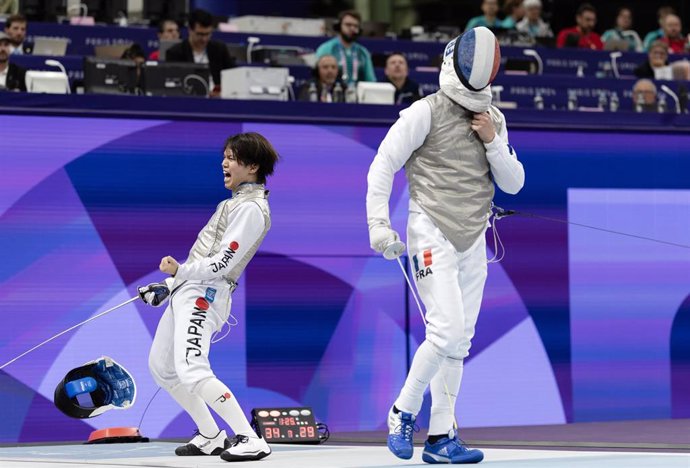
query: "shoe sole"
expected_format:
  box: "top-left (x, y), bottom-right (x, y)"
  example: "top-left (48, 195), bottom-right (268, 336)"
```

top-left (422, 450), bottom-right (484, 464)
top-left (220, 449), bottom-right (271, 462)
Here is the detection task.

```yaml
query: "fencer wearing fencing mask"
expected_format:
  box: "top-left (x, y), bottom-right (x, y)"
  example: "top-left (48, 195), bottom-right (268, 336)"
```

top-left (439, 26), bottom-right (501, 112)
top-left (365, 27), bottom-right (523, 462)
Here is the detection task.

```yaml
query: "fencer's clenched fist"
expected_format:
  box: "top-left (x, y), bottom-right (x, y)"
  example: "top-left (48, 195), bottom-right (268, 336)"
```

top-left (159, 256), bottom-right (179, 276)
top-left (138, 280), bottom-right (171, 307)
top-left (471, 112), bottom-right (496, 143)
top-left (369, 224), bottom-right (402, 257)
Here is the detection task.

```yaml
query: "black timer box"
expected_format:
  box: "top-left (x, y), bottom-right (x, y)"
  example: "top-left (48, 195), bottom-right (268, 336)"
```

top-left (251, 407), bottom-right (320, 444)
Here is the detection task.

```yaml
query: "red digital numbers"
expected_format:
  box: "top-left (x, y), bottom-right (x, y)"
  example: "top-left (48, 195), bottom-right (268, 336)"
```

top-left (298, 426), bottom-right (316, 438)
top-left (278, 417), bottom-right (296, 426)
top-left (264, 428), bottom-right (281, 439)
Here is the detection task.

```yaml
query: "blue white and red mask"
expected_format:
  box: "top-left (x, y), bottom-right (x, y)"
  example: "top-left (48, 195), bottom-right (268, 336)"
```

top-left (440, 27), bottom-right (501, 112)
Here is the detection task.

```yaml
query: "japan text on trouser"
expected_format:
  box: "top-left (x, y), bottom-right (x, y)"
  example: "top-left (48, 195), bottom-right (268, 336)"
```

top-left (148, 280), bottom-right (231, 393)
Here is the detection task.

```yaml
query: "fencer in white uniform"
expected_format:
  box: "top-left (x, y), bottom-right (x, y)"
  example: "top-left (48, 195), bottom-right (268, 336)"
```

top-left (138, 132), bottom-right (279, 462)
top-left (366, 27), bottom-right (525, 464)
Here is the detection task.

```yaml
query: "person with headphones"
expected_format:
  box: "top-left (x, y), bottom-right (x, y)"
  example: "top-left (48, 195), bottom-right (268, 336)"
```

top-left (298, 54), bottom-right (349, 102)
top-left (316, 9), bottom-right (376, 87)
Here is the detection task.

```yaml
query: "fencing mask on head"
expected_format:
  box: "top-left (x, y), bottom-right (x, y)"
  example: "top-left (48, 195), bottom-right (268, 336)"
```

top-left (54, 356), bottom-right (136, 419)
top-left (439, 27), bottom-right (501, 112)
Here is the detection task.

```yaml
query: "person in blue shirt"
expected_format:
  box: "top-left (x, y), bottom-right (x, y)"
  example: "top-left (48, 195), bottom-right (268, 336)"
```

top-left (501, 0), bottom-right (525, 30)
top-left (316, 9), bottom-right (376, 86)
top-left (465, 0), bottom-right (501, 31)
top-left (383, 52), bottom-right (422, 106)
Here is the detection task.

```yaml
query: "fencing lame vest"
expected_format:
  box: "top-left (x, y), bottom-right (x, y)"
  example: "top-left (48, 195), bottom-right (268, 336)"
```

top-left (176, 183), bottom-right (271, 287)
top-left (405, 91), bottom-right (503, 252)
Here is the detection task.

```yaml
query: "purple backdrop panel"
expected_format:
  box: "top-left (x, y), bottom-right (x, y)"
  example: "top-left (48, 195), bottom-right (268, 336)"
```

top-left (569, 189), bottom-right (690, 422)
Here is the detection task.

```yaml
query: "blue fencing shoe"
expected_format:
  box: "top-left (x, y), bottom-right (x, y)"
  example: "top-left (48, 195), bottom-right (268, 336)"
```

top-left (387, 407), bottom-right (417, 459)
top-left (422, 430), bottom-right (484, 464)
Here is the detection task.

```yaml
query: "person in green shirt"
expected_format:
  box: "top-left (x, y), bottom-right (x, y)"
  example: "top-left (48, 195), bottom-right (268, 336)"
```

top-left (601, 7), bottom-right (642, 52)
top-left (316, 9), bottom-right (376, 86)
top-left (465, 0), bottom-right (501, 31)
top-left (501, 0), bottom-right (525, 30)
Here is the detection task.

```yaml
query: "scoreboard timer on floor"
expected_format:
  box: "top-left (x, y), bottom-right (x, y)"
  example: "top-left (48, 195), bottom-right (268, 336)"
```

top-left (251, 407), bottom-right (321, 444)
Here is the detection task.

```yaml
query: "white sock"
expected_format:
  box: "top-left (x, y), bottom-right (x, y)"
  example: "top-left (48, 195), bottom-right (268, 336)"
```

top-left (428, 359), bottom-right (464, 436)
top-left (198, 378), bottom-right (255, 437)
top-left (168, 383), bottom-right (220, 438)
top-left (394, 340), bottom-right (445, 415)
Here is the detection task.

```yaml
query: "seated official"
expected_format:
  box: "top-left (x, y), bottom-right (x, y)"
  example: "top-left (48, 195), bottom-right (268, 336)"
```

top-left (0, 32), bottom-right (26, 91)
top-left (465, 0), bottom-right (502, 31)
top-left (556, 3), bottom-right (603, 50)
top-left (632, 79), bottom-right (657, 112)
top-left (516, 0), bottom-right (553, 38)
top-left (601, 7), bottom-right (642, 52)
top-left (166, 9), bottom-right (234, 97)
top-left (315, 9), bottom-right (376, 87)
top-left (4, 13), bottom-right (31, 55)
top-left (634, 40), bottom-right (690, 81)
top-left (383, 53), bottom-right (422, 106)
top-left (298, 55), bottom-right (349, 102)
top-left (149, 19), bottom-right (180, 61)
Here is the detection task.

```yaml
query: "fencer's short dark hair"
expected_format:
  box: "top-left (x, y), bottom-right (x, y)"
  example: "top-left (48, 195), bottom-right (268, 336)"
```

top-left (188, 9), bottom-right (214, 30)
top-left (224, 132), bottom-right (279, 184)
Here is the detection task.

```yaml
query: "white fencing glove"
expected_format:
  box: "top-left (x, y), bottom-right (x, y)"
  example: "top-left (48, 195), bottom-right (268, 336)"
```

top-left (369, 224), bottom-right (405, 260)
top-left (138, 277), bottom-right (174, 307)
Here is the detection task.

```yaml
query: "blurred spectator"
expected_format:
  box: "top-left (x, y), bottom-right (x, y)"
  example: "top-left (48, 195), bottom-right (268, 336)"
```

top-left (643, 6), bottom-right (675, 51)
top-left (602, 7), bottom-right (642, 52)
top-left (316, 9), bottom-right (376, 86)
top-left (556, 3), bottom-right (603, 50)
top-left (465, 0), bottom-right (501, 31)
top-left (634, 41), bottom-right (670, 79)
top-left (121, 43), bottom-right (146, 66)
top-left (632, 79), bottom-right (657, 112)
top-left (632, 40), bottom-right (690, 81)
top-left (0, 32), bottom-right (25, 91)
top-left (298, 55), bottom-right (348, 102)
top-left (149, 19), bottom-right (180, 61)
top-left (4, 14), bottom-right (31, 55)
top-left (383, 52), bottom-right (422, 106)
top-left (501, 0), bottom-right (524, 30)
top-left (166, 9), bottom-right (234, 97)
top-left (516, 0), bottom-right (553, 38)
top-left (0, 0), bottom-right (18, 15)
top-left (121, 44), bottom-right (146, 90)
top-left (659, 14), bottom-right (688, 54)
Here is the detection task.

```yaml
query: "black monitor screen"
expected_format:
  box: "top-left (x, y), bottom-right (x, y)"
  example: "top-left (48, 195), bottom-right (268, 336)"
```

top-left (144, 0), bottom-right (188, 24)
top-left (83, 57), bottom-right (139, 94)
top-left (142, 62), bottom-right (210, 97)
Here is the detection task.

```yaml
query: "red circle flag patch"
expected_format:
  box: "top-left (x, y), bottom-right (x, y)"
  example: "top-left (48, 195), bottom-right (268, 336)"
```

top-left (229, 241), bottom-right (239, 250)
top-left (195, 297), bottom-right (210, 310)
